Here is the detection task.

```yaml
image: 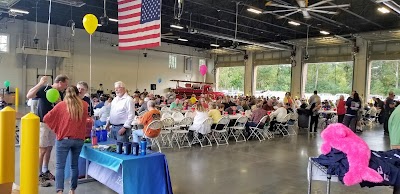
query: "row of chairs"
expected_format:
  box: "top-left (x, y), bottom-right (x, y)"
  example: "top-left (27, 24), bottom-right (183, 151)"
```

top-left (145, 112), bottom-right (299, 152)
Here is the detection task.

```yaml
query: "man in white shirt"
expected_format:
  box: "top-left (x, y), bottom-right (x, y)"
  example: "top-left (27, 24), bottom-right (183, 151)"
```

top-left (308, 90), bottom-right (321, 105)
top-left (106, 81), bottom-right (135, 142)
top-left (268, 102), bottom-right (288, 132)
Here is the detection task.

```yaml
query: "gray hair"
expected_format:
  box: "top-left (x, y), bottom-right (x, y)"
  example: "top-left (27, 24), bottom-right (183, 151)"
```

top-left (114, 81), bottom-right (126, 88)
top-left (147, 100), bottom-right (156, 108)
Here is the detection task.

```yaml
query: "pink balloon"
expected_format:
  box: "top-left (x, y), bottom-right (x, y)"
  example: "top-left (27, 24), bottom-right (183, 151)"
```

top-left (200, 65), bottom-right (208, 76)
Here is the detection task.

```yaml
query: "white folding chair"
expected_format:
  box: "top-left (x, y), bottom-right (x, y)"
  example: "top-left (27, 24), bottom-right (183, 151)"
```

top-left (276, 114), bottom-right (291, 137)
top-left (286, 113), bottom-right (298, 136)
top-left (171, 117), bottom-right (193, 149)
top-left (161, 106), bottom-right (169, 112)
top-left (228, 116), bottom-right (248, 142)
top-left (212, 117), bottom-right (231, 146)
top-left (161, 112), bottom-right (172, 120)
top-left (159, 117), bottom-right (176, 149)
top-left (172, 111), bottom-right (185, 124)
top-left (184, 111), bottom-right (195, 118)
top-left (248, 115), bottom-right (269, 141)
top-left (144, 120), bottom-right (164, 152)
top-left (191, 118), bottom-right (213, 147)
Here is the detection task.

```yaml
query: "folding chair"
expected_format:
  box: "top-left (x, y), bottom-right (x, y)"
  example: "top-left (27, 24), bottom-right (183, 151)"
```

top-left (184, 111), bottom-right (195, 118)
top-left (276, 114), bottom-right (291, 137)
top-left (171, 117), bottom-right (193, 149)
top-left (287, 113), bottom-right (298, 135)
top-left (248, 115), bottom-right (269, 141)
top-left (212, 117), bottom-right (231, 146)
top-left (228, 116), bottom-right (248, 142)
top-left (161, 112), bottom-right (172, 120)
top-left (172, 111), bottom-right (185, 124)
top-left (144, 120), bottom-right (164, 152)
top-left (161, 106), bottom-right (169, 112)
top-left (191, 118), bottom-right (213, 147)
top-left (159, 117), bottom-right (176, 149)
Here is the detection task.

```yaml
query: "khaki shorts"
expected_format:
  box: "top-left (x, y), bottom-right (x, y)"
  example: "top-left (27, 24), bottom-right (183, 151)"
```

top-left (39, 122), bottom-right (56, 148)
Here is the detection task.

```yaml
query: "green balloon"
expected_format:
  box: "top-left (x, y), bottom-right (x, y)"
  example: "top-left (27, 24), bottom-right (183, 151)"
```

top-left (46, 89), bottom-right (60, 103)
top-left (4, 80), bottom-right (10, 87)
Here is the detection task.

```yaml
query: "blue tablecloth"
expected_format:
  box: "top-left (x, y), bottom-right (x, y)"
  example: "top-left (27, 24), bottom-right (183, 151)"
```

top-left (80, 141), bottom-right (173, 194)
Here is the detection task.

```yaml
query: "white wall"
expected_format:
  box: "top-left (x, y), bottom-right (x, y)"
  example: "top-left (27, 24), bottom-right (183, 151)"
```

top-left (0, 19), bottom-right (215, 103)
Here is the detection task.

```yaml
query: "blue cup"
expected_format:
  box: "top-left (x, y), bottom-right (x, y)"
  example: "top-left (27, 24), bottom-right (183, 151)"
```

top-left (96, 130), bottom-right (102, 142)
top-left (123, 142), bottom-right (132, 155)
top-left (101, 129), bottom-right (108, 142)
top-left (116, 142), bottom-right (123, 154)
top-left (132, 143), bottom-right (139, 156)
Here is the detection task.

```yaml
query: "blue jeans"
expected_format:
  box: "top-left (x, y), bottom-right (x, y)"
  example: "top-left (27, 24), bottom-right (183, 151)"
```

top-left (110, 125), bottom-right (131, 142)
top-left (55, 139), bottom-right (84, 192)
top-left (131, 129), bottom-right (152, 146)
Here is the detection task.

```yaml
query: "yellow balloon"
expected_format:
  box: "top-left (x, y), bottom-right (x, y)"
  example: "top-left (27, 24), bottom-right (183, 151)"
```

top-left (83, 14), bottom-right (98, 35)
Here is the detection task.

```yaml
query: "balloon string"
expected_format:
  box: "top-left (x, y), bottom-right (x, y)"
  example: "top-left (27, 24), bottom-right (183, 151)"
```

top-left (44, 0), bottom-right (52, 91)
top-left (45, 0), bottom-right (52, 77)
top-left (89, 35), bottom-right (92, 100)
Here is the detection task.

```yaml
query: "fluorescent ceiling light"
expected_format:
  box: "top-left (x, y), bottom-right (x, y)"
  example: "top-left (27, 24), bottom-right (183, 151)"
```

top-left (288, 21), bottom-right (300, 26)
top-left (247, 8), bottom-right (262, 14)
top-left (170, 24), bottom-right (184, 29)
top-left (109, 18), bottom-right (118, 22)
top-left (378, 7), bottom-right (390, 14)
top-left (47, 0), bottom-right (85, 7)
top-left (98, 24), bottom-right (102, 27)
top-left (9, 8), bottom-right (29, 14)
top-left (178, 38), bottom-right (188, 42)
top-left (210, 43), bottom-right (220, 47)
top-left (320, 31), bottom-right (330, 35)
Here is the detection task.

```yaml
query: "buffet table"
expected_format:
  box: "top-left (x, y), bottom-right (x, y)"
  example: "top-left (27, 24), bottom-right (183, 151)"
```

top-left (79, 141), bottom-right (173, 194)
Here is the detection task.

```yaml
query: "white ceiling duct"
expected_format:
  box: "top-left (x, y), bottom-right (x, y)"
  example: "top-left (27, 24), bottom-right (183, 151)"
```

top-left (0, 0), bottom-right (21, 9)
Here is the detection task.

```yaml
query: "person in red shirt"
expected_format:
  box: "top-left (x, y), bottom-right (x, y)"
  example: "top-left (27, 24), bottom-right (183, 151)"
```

top-left (336, 95), bottom-right (346, 123)
top-left (44, 86), bottom-right (89, 194)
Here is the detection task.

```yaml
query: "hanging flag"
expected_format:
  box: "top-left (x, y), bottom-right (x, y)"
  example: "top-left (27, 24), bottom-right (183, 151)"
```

top-left (118, 0), bottom-right (161, 50)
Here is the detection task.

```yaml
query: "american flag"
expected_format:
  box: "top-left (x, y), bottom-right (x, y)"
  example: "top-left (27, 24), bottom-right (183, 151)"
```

top-left (118, 0), bottom-right (161, 50)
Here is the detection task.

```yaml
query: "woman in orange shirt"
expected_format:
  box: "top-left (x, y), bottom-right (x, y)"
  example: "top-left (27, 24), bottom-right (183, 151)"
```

top-left (44, 86), bottom-right (89, 194)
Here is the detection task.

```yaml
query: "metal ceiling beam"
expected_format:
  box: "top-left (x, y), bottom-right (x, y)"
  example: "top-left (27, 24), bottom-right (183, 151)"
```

top-left (162, 13), bottom-right (274, 41)
top-left (161, 5), bottom-right (292, 38)
top-left (185, 0), bottom-right (306, 35)
top-left (328, 2), bottom-right (384, 29)
top-left (191, 28), bottom-right (292, 50)
top-left (309, 12), bottom-right (359, 32)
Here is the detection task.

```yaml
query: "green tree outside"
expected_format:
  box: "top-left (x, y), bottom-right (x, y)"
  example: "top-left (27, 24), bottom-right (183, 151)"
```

top-left (370, 60), bottom-right (400, 97)
top-left (217, 66), bottom-right (245, 91)
top-left (256, 64), bottom-right (291, 92)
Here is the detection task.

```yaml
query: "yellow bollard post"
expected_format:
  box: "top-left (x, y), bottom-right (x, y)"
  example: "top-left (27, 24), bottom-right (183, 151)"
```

top-left (15, 88), bottom-right (19, 111)
top-left (20, 113), bottom-right (39, 194)
top-left (0, 107), bottom-right (16, 194)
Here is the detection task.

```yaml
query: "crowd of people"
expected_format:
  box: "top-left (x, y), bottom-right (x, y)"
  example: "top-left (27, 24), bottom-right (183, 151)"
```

top-left (18, 73), bottom-right (400, 193)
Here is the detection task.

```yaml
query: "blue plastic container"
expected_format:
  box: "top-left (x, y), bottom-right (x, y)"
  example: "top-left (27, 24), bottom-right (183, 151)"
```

top-left (101, 129), bottom-right (108, 142)
top-left (96, 130), bottom-right (102, 142)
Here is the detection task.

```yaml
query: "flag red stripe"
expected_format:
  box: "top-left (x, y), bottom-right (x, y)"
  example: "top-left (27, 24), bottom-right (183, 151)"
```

top-left (119, 42), bottom-right (160, 50)
top-left (119, 33), bottom-right (160, 43)
top-left (118, 0), bottom-right (137, 5)
top-left (119, 24), bottom-right (160, 35)
top-left (118, 3), bottom-right (141, 12)
top-left (119, 12), bottom-right (141, 20)
top-left (118, 21), bottom-right (141, 28)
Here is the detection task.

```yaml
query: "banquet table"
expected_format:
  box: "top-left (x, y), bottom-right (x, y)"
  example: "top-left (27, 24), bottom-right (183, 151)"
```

top-left (79, 141), bottom-right (173, 194)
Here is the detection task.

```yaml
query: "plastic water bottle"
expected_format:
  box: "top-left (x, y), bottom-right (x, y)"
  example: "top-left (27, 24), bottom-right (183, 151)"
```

top-left (140, 138), bottom-right (147, 156)
top-left (91, 127), bottom-right (98, 146)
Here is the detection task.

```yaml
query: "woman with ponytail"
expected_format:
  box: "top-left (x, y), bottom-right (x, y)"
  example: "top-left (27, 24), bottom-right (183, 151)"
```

top-left (44, 86), bottom-right (89, 194)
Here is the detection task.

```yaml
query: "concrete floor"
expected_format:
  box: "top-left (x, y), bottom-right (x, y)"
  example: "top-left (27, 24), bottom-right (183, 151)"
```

top-left (13, 120), bottom-right (393, 194)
